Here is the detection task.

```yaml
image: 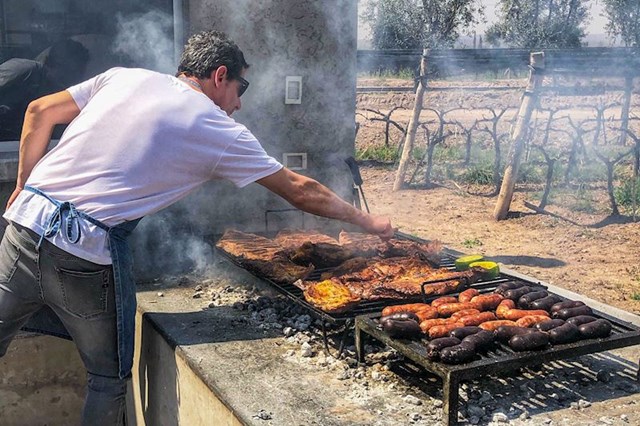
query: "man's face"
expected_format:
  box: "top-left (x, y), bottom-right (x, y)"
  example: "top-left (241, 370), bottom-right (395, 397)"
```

top-left (206, 67), bottom-right (249, 116)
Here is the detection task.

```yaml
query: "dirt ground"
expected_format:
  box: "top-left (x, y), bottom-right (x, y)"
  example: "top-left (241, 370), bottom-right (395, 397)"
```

top-left (355, 77), bottom-right (640, 317)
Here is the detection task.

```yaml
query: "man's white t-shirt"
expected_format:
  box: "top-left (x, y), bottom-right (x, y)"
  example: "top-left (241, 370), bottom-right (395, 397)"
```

top-left (4, 67), bottom-right (283, 264)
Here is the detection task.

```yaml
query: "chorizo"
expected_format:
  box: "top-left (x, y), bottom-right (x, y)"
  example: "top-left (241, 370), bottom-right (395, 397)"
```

top-left (566, 315), bottom-right (598, 327)
top-left (419, 318), bottom-right (453, 334)
top-left (458, 288), bottom-right (480, 303)
top-left (380, 312), bottom-right (420, 323)
top-left (516, 314), bottom-right (553, 328)
top-left (428, 322), bottom-right (465, 339)
top-left (530, 295), bottom-right (563, 312)
top-left (552, 305), bottom-right (593, 320)
top-left (439, 341), bottom-right (477, 364)
top-left (496, 299), bottom-right (516, 318)
top-left (415, 307), bottom-right (439, 322)
top-left (382, 303), bottom-right (431, 317)
top-left (534, 319), bottom-right (565, 332)
top-left (470, 294), bottom-right (504, 311)
top-left (449, 326), bottom-right (482, 340)
top-left (550, 300), bottom-right (585, 314)
top-left (450, 308), bottom-right (481, 322)
top-left (578, 319), bottom-right (612, 339)
top-left (431, 296), bottom-right (459, 308)
top-left (426, 337), bottom-right (461, 360)
top-left (462, 330), bottom-right (495, 351)
top-left (517, 290), bottom-right (549, 309)
top-left (548, 323), bottom-right (580, 345)
top-left (437, 302), bottom-right (478, 317)
top-left (379, 317), bottom-right (422, 339)
top-left (494, 325), bottom-right (535, 342)
top-left (502, 309), bottom-right (550, 321)
top-left (509, 331), bottom-right (549, 351)
top-left (479, 320), bottom-right (518, 331)
top-left (460, 311), bottom-right (497, 326)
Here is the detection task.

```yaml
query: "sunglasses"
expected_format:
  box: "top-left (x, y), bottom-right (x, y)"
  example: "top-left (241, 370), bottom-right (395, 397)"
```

top-left (236, 76), bottom-right (249, 97)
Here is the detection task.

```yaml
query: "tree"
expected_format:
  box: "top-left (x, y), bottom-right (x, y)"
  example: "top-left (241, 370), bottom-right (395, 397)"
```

top-left (362, 0), bottom-right (482, 49)
top-left (602, 0), bottom-right (640, 47)
top-left (486, 0), bottom-right (589, 48)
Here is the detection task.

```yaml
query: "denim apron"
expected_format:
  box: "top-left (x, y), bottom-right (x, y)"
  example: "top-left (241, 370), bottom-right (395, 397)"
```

top-left (21, 185), bottom-right (141, 379)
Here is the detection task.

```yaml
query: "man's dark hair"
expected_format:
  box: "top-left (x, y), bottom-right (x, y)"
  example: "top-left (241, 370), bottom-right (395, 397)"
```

top-left (177, 30), bottom-right (249, 80)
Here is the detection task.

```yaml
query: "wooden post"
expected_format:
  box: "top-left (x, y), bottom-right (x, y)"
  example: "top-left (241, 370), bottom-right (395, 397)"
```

top-left (620, 76), bottom-right (633, 146)
top-left (393, 49), bottom-right (428, 191)
top-left (493, 52), bottom-right (545, 220)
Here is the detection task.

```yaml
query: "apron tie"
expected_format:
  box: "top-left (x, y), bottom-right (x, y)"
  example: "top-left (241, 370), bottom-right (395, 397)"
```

top-left (23, 185), bottom-right (109, 249)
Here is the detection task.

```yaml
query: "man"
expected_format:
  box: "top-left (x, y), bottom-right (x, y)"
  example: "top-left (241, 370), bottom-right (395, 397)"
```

top-left (0, 38), bottom-right (90, 140)
top-left (0, 30), bottom-right (393, 425)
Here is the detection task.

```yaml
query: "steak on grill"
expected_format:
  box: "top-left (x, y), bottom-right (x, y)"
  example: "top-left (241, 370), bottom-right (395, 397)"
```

top-left (274, 228), bottom-right (340, 249)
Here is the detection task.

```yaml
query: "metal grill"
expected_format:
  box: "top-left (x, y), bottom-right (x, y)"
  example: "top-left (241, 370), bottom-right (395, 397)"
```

top-left (354, 292), bottom-right (640, 426)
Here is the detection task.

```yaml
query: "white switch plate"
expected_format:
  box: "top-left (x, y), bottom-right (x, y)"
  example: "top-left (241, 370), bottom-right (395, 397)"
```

top-left (283, 152), bottom-right (307, 170)
top-left (285, 76), bottom-right (302, 104)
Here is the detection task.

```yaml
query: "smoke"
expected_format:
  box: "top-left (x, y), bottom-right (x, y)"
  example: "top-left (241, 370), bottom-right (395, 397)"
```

top-left (112, 10), bottom-right (175, 73)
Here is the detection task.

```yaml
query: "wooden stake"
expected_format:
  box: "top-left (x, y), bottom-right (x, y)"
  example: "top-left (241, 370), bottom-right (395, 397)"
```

top-left (620, 76), bottom-right (633, 146)
top-left (493, 52), bottom-right (545, 220)
top-left (393, 49), bottom-right (428, 191)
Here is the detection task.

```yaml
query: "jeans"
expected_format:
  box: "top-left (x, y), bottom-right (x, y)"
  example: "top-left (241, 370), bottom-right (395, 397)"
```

top-left (0, 222), bottom-right (127, 425)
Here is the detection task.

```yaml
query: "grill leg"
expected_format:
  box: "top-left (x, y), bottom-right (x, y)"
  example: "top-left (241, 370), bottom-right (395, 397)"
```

top-left (442, 374), bottom-right (460, 426)
top-left (355, 323), bottom-right (365, 364)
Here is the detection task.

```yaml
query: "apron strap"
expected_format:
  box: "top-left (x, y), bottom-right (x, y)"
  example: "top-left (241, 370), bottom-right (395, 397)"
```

top-left (24, 185), bottom-right (110, 249)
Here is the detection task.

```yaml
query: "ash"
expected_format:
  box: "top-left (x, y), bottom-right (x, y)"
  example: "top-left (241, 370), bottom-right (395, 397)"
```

top-left (146, 270), bottom-right (640, 426)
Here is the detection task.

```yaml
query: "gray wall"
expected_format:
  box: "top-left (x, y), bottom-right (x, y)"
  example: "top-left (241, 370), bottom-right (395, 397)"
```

top-left (130, 0), bottom-right (359, 279)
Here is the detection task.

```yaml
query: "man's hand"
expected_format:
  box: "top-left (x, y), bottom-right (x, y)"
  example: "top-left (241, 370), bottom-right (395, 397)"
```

top-left (6, 186), bottom-right (22, 211)
top-left (363, 214), bottom-right (395, 240)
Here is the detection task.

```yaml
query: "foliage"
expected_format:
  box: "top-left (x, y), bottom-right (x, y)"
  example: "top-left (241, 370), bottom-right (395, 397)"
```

top-left (614, 176), bottom-right (640, 208)
top-left (356, 144), bottom-right (399, 163)
top-left (361, 0), bottom-right (483, 49)
top-left (462, 237), bottom-right (483, 248)
top-left (485, 0), bottom-right (588, 48)
top-left (517, 162), bottom-right (545, 184)
top-left (358, 68), bottom-right (416, 80)
top-left (461, 163), bottom-right (495, 185)
top-left (602, 0), bottom-right (640, 47)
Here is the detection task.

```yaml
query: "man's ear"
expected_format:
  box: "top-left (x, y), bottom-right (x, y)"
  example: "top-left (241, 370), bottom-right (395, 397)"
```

top-left (212, 66), bottom-right (228, 87)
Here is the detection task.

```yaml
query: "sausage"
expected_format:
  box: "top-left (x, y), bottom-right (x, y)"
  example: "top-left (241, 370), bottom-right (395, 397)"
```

top-left (550, 300), bottom-right (585, 314)
top-left (419, 318), bottom-right (454, 333)
top-left (509, 331), bottom-right (549, 351)
top-left (502, 309), bottom-right (550, 321)
top-left (431, 296), bottom-right (459, 308)
top-left (458, 288), bottom-right (480, 303)
top-left (428, 322), bottom-right (465, 339)
top-left (494, 325), bottom-right (536, 342)
top-left (379, 317), bottom-right (422, 339)
top-left (462, 330), bottom-right (495, 351)
top-left (426, 337), bottom-right (461, 360)
top-left (566, 315), bottom-right (598, 327)
top-left (450, 309), bottom-right (481, 322)
top-left (479, 320), bottom-right (518, 331)
top-left (414, 307), bottom-right (439, 322)
top-left (470, 294), bottom-right (504, 311)
top-left (530, 295), bottom-right (563, 312)
top-left (552, 305), bottom-right (593, 320)
top-left (437, 302), bottom-right (478, 317)
top-left (460, 311), bottom-right (497, 326)
top-left (382, 303), bottom-right (431, 317)
top-left (380, 312), bottom-right (420, 323)
top-left (449, 326), bottom-right (482, 340)
top-left (534, 319), bottom-right (565, 332)
top-left (517, 290), bottom-right (549, 309)
top-left (496, 299), bottom-right (516, 318)
top-left (578, 319), bottom-right (612, 339)
top-left (439, 341), bottom-right (477, 364)
top-left (503, 286), bottom-right (533, 301)
top-left (548, 323), bottom-right (580, 344)
top-left (516, 314), bottom-right (553, 328)
top-left (495, 282), bottom-right (525, 295)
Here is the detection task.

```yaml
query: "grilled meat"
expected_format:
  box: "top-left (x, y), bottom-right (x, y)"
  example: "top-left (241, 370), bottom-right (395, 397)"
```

top-left (289, 241), bottom-right (356, 268)
top-left (303, 279), bottom-right (361, 313)
top-left (338, 230), bottom-right (442, 265)
top-left (274, 228), bottom-right (339, 249)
